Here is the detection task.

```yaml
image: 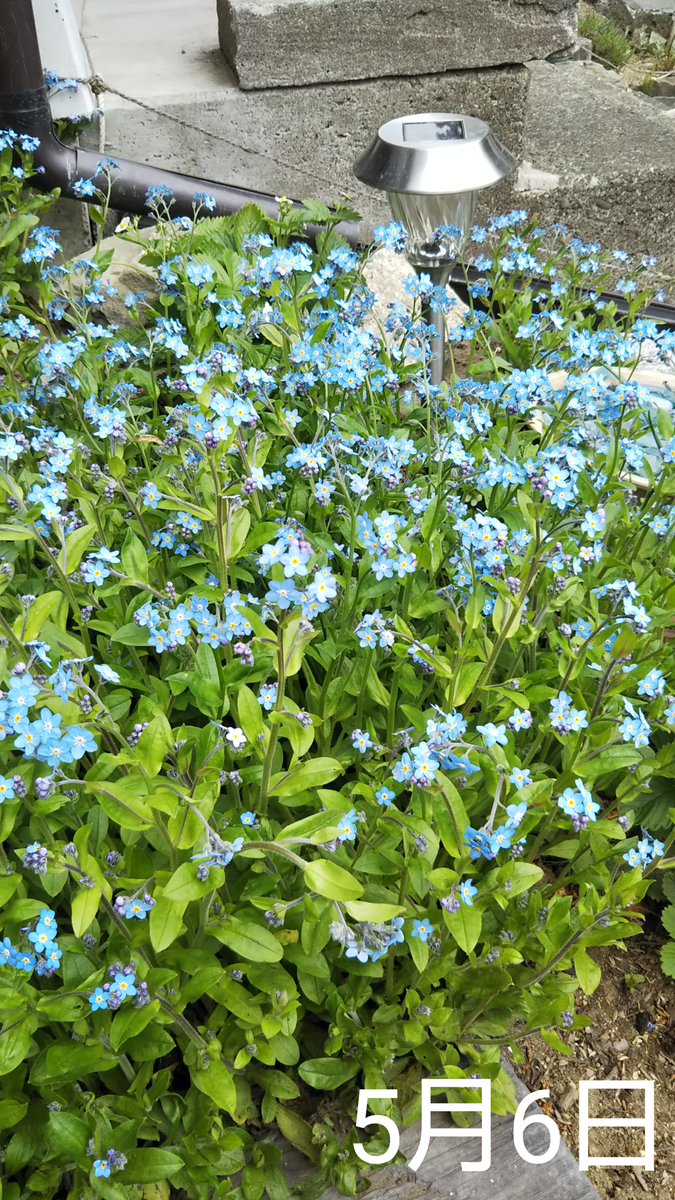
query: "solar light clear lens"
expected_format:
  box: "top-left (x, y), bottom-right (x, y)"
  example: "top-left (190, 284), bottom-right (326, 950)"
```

top-left (386, 189), bottom-right (477, 269)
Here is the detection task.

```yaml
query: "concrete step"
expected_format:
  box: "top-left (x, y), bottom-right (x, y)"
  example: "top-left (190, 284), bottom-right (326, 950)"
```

top-left (75, 0), bottom-right (527, 235)
top-left (516, 57), bottom-right (675, 277)
top-left (216, 0), bottom-right (578, 91)
top-left (44, 0), bottom-right (675, 281)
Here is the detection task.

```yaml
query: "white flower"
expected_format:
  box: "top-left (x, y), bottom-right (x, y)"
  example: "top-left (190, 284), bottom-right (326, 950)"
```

top-left (94, 664), bottom-right (120, 683)
top-left (225, 726), bottom-right (247, 750)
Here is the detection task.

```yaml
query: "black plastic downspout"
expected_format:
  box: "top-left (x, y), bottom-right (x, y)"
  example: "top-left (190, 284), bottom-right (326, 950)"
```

top-left (0, 0), bottom-right (360, 246)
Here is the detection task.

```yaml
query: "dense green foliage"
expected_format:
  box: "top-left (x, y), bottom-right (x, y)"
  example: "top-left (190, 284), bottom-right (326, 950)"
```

top-left (0, 138), bottom-right (672, 1200)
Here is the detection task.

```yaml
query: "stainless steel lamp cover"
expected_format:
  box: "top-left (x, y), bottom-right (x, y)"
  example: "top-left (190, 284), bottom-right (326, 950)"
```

top-left (353, 112), bottom-right (516, 196)
top-left (354, 113), bottom-right (516, 385)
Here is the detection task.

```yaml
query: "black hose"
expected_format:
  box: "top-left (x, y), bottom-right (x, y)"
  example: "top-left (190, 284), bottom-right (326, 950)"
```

top-left (0, 0), bottom-right (360, 246)
top-left (450, 265), bottom-right (675, 330)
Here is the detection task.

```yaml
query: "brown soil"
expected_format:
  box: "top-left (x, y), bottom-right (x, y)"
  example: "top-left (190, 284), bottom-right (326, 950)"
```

top-left (507, 933), bottom-right (675, 1198)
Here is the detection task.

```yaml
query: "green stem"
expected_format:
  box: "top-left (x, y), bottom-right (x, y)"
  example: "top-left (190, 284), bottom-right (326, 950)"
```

top-left (386, 662), bottom-right (403, 747)
top-left (259, 625), bottom-right (286, 818)
top-left (100, 893), bottom-right (208, 1049)
top-left (152, 811), bottom-right (178, 870)
top-left (355, 649), bottom-right (372, 731)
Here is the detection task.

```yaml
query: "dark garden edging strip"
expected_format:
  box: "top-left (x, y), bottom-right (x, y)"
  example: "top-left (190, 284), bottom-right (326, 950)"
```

top-left (450, 265), bottom-right (675, 330)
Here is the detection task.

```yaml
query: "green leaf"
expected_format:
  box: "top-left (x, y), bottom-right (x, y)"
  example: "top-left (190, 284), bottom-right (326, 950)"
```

top-left (541, 1027), bottom-right (573, 1056)
top-left (298, 1056), bottom-right (361, 1090)
top-left (0, 524), bottom-right (34, 541)
top-left (408, 593), bottom-right (447, 619)
top-left (136, 714), bottom-right (171, 778)
top-left (71, 885), bottom-right (101, 937)
top-left (465, 586), bottom-right (485, 632)
top-left (0, 874), bottom-right (20, 906)
top-left (191, 1057), bottom-right (237, 1114)
top-left (443, 903), bottom-right (482, 953)
top-left (269, 757), bottom-right (342, 798)
top-left (0, 1099), bottom-right (28, 1129)
top-left (579, 745), bottom-right (642, 781)
top-left (87, 778), bottom-right (154, 830)
top-left (121, 528), bottom-right (149, 583)
top-left (18, 591), bottom-right (61, 641)
top-left (158, 497), bottom-right (214, 521)
top-left (507, 861), bottom-right (544, 895)
top-left (242, 1165), bottom-right (266, 1200)
top-left (452, 662), bottom-right (483, 707)
top-left (63, 523), bottom-right (97, 573)
top-left (238, 684), bottom-right (264, 744)
top-left (124, 1024), bottom-right (174, 1062)
top-left (187, 643), bottom-right (221, 714)
top-left (211, 916), bottom-right (283, 962)
top-left (276, 810), bottom-right (342, 842)
top-left (343, 901), bottom-right (403, 921)
top-left (163, 861), bottom-right (217, 903)
top-left (0, 1019), bottom-right (32, 1076)
top-left (45, 1111), bottom-right (89, 1166)
top-left (34, 1041), bottom-right (115, 1084)
top-left (233, 203), bottom-right (268, 250)
top-left (0, 213), bottom-right (39, 248)
top-left (275, 1106), bottom-right (319, 1163)
top-left (109, 1000), bottom-right (160, 1051)
top-left (240, 521), bottom-right (280, 557)
top-left (248, 1066), bottom-right (300, 1100)
top-left (110, 622), bottom-right (150, 646)
top-left (574, 948), bottom-right (601, 995)
top-left (226, 507), bottom-right (251, 558)
top-left (269, 1032), bottom-right (300, 1065)
top-left (304, 859), bottom-right (363, 901)
top-left (408, 931), bottom-right (428, 973)
top-left (207, 978), bottom-right (263, 1024)
top-left (434, 780), bottom-right (468, 857)
top-left (660, 941), bottom-right (675, 979)
top-left (283, 944), bottom-right (331, 979)
top-left (149, 895), bottom-right (187, 952)
top-left (121, 1149), bottom-right (184, 1183)
top-left (662, 905), bottom-right (675, 938)
top-left (365, 662), bottom-right (390, 708)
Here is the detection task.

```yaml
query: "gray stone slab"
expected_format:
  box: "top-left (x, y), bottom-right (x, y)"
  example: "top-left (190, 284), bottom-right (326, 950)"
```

top-left (216, 0), bottom-right (579, 90)
top-left (78, 0), bottom-right (525, 235)
top-left (602, 0), bottom-right (675, 39)
top-left (275, 1063), bottom-right (601, 1199)
top-left (93, 69), bottom-right (527, 237)
top-left (518, 57), bottom-right (675, 281)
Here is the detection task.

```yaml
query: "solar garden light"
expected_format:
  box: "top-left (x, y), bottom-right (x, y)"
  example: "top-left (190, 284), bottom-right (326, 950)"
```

top-left (354, 113), bottom-right (516, 385)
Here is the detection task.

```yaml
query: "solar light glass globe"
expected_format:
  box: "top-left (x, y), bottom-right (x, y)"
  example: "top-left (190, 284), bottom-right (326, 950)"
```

top-left (387, 188), bottom-right (477, 270)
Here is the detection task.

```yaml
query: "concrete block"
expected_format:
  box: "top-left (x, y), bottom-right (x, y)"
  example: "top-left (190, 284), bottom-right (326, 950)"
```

top-left (650, 74), bottom-right (675, 94)
top-left (75, 0), bottom-right (524, 236)
top-left (550, 34), bottom-right (593, 59)
top-left (95, 65), bottom-right (527, 237)
top-left (217, 0), bottom-right (579, 90)
top-left (603, 0), bottom-right (675, 40)
top-left (570, 34), bottom-right (594, 58)
top-left (520, 58), bottom-right (675, 280)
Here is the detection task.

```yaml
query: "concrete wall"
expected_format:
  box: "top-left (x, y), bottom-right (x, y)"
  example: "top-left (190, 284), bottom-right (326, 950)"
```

top-left (71, 0), bottom-right (530, 235)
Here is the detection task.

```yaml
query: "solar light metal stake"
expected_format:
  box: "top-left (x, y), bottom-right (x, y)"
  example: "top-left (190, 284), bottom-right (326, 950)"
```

top-left (354, 113), bottom-right (516, 385)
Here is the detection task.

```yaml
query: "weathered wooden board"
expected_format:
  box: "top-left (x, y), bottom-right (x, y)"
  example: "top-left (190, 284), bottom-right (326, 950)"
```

top-left (278, 1063), bottom-right (601, 1200)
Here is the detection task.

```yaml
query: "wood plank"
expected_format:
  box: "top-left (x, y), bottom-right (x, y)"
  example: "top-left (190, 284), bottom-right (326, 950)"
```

top-left (277, 1062), bottom-right (602, 1200)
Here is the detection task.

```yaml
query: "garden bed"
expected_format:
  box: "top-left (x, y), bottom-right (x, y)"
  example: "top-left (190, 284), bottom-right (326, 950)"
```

top-left (512, 928), bottom-right (675, 1198)
top-left (1, 136), bottom-right (675, 1200)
